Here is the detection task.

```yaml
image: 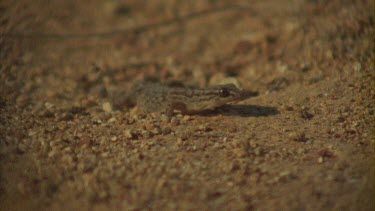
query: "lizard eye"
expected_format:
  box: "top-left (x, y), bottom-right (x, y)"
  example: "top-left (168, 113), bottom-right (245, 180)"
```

top-left (219, 88), bottom-right (230, 97)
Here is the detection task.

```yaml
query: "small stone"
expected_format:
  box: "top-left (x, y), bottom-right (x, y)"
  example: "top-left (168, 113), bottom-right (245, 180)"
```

top-left (318, 157), bottom-right (324, 163)
top-left (213, 142), bottom-right (221, 149)
top-left (231, 138), bottom-right (242, 147)
top-left (48, 149), bottom-right (58, 158)
top-left (234, 148), bottom-right (248, 158)
top-left (28, 130), bottom-right (38, 136)
top-left (209, 73), bottom-right (226, 86)
top-left (182, 115), bottom-right (191, 121)
top-left (279, 171), bottom-right (291, 177)
top-left (92, 118), bottom-right (102, 124)
top-left (141, 130), bottom-right (153, 138)
top-left (325, 50), bottom-right (333, 59)
top-left (177, 138), bottom-right (183, 144)
top-left (57, 122), bottom-right (67, 130)
top-left (17, 144), bottom-right (27, 153)
top-left (132, 114), bottom-right (140, 121)
top-left (197, 124), bottom-right (212, 132)
top-left (108, 117), bottom-right (116, 123)
top-left (150, 112), bottom-right (160, 118)
top-left (162, 127), bottom-right (172, 135)
top-left (297, 148), bottom-right (305, 154)
top-left (285, 106), bottom-right (294, 111)
top-left (160, 115), bottom-right (170, 123)
top-left (249, 140), bottom-right (257, 148)
top-left (102, 102), bottom-right (113, 113)
top-left (170, 117), bottom-right (180, 126)
top-left (289, 132), bottom-right (308, 142)
top-left (44, 102), bottom-right (55, 111)
top-left (254, 147), bottom-right (262, 156)
top-left (300, 107), bottom-right (314, 120)
top-left (124, 130), bottom-right (134, 139)
top-left (151, 128), bottom-right (161, 135)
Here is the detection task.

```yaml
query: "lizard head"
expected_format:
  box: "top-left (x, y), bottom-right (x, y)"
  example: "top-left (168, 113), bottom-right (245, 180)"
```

top-left (216, 83), bottom-right (258, 103)
top-left (185, 83), bottom-right (258, 111)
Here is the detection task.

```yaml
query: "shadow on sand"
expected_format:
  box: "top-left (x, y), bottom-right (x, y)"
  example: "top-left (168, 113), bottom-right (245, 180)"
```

top-left (200, 104), bottom-right (280, 117)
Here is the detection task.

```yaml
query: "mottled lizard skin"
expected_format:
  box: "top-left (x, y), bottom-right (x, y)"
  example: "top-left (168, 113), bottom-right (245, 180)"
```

top-left (118, 81), bottom-right (258, 116)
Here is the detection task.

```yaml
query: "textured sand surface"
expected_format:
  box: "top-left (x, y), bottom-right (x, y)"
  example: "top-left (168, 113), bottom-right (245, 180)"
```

top-left (0, 0), bottom-right (374, 210)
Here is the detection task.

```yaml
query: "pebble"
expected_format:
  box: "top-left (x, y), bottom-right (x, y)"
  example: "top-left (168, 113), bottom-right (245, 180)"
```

top-left (289, 132), bottom-right (308, 142)
top-left (197, 124), bottom-right (212, 132)
top-left (44, 102), bottom-right (55, 110)
top-left (124, 130), bottom-right (134, 139)
top-left (182, 115), bottom-right (191, 121)
top-left (102, 102), bottom-right (113, 113)
top-left (108, 117), bottom-right (117, 123)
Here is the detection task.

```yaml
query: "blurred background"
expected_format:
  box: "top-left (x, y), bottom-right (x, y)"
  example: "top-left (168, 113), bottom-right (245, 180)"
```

top-left (0, 0), bottom-right (374, 210)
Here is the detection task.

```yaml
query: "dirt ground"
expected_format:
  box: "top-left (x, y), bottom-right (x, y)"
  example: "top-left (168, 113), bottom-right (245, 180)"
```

top-left (0, 0), bottom-right (374, 210)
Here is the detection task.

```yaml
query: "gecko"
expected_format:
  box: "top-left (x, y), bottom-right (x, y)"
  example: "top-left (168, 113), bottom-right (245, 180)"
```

top-left (115, 80), bottom-right (258, 116)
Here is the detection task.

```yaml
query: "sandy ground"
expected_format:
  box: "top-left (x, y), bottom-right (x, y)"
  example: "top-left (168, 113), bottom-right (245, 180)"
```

top-left (0, 0), bottom-right (374, 210)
